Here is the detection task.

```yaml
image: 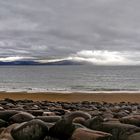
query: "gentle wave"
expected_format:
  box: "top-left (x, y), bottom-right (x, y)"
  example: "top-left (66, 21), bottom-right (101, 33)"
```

top-left (1, 87), bottom-right (140, 94)
top-left (0, 65), bottom-right (140, 93)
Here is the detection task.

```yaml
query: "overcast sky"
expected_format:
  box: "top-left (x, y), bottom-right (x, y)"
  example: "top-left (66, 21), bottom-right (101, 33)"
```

top-left (1, 0), bottom-right (140, 65)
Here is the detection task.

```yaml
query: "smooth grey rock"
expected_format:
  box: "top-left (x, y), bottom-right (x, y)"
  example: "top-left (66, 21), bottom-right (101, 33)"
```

top-left (11, 119), bottom-right (48, 140)
top-left (0, 124), bottom-right (18, 140)
top-left (0, 110), bottom-right (19, 121)
top-left (71, 128), bottom-right (112, 140)
top-left (95, 122), bottom-right (140, 140)
top-left (9, 112), bottom-right (34, 123)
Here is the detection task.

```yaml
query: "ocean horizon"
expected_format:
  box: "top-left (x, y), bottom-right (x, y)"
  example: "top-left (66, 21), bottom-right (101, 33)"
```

top-left (0, 65), bottom-right (140, 93)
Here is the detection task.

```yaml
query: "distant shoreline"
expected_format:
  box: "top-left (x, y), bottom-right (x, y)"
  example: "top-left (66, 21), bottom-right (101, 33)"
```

top-left (0, 92), bottom-right (140, 103)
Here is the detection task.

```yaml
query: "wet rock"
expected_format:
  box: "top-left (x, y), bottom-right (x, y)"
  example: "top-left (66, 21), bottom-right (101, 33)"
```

top-left (73, 117), bottom-right (86, 125)
top-left (49, 119), bottom-right (76, 140)
top-left (71, 128), bottom-right (112, 140)
top-left (4, 98), bottom-right (15, 104)
top-left (113, 111), bottom-right (128, 118)
top-left (120, 115), bottom-right (140, 127)
top-left (0, 110), bottom-right (19, 121)
top-left (11, 119), bottom-right (48, 140)
top-left (64, 111), bottom-right (91, 122)
top-left (102, 111), bottom-right (114, 119)
top-left (0, 124), bottom-right (18, 140)
top-left (110, 106), bottom-right (121, 113)
top-left (49, 111), bottom-right (91, 140)
top-left (95, 122), bottom-right (140, 140)
top-left (9, 112), bottom-right (34, 123)
top-left (85, 116), bottom-right (104, 130)
top-left (89, 110), bottom-right (103, 117)
top-left (121, 105), bottom-right (132, 112)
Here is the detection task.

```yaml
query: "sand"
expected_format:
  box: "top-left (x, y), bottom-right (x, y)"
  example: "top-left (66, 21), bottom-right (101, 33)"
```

top-left (0, 92), bottom-right (140, 103)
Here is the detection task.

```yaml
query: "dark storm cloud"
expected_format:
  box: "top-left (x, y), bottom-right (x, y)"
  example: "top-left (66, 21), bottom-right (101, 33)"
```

top-left (0, 0), bottom-right (140, 64)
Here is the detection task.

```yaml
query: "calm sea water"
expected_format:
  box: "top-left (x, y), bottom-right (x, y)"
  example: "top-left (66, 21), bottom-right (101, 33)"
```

top-left (0, 65), bottom-right (140, 93)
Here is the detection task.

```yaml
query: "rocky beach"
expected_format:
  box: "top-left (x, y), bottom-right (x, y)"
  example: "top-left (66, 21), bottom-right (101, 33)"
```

top-left (0, 94), bottom-right (140, 140)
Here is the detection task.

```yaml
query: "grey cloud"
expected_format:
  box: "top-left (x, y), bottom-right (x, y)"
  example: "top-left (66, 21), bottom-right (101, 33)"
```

top-left (0, 0), bottom-right (140, 63)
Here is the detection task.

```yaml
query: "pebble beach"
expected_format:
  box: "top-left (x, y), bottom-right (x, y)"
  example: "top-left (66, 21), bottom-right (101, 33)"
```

top-left (0, 92), bottom-right (140, 140)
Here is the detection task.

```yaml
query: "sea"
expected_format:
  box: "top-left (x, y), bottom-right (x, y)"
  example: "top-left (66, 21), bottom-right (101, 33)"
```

top-left (0, 65), bottom-right (140, 93)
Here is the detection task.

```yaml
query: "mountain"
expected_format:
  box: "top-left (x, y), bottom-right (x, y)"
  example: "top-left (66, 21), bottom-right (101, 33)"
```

top-left (44, 60), bottom-right (82, 65)
top-left (0, 61), bottom-right (40, 65)
top-left (0, 60), bottom-right (82, 65)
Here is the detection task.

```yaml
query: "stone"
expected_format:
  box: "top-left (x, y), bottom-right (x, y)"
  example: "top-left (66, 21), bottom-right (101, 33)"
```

top-left (95, 122), bottom-right (140, 140)
top-left (49, 119), bottom-right (76, 140)
top-left (9, 112), bottom-right (34, 123)
top-left (64, 111), bottom-right (91, 122)
top-left (85, 116), bottom-right (104, 130)
top-left (120, 115), bottom-right (140, 127)
top-left (0, 124), bottom-right (18, 140)
top-left (11, 119), bottom-right (48, 140)
top-left (0, 110), bottom-right (19, 121)
top-left (71, 128), bottom-right (112, 140)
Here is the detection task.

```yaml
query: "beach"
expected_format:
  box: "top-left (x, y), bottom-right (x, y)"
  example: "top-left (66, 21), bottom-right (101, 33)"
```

top-left (0, 92), bottom-right (140, 103)
top-left (0, 92), bottom-right (140, 139)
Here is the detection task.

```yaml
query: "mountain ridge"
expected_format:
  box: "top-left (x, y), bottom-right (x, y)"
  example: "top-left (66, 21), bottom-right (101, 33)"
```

top-left (0, 60), bottom-right (82, 65)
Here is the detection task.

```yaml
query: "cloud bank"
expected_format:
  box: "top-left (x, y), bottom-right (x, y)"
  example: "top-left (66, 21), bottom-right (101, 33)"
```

top-left (68, 50), bottom-right (140, 65)
top-left (36, 50), bottom-right (140, 66)
top-left (0, 0), bottom-right (140, 65)
top-left (1, 50), bottom-right (140, 65)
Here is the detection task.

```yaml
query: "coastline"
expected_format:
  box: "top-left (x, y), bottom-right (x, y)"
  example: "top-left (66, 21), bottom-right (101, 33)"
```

top-left (0, 91), bottom-right (140, 103)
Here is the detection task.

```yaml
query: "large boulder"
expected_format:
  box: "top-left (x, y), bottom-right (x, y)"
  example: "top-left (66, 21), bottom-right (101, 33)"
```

top-left (71, 128), bottom-right (112, 140)
top-left (85, 116), bottom-right (104, 129)
top-left (120, 115), bottom-right (140, 127)
top-left (0, 124), bottom-right (18, 140)
top-left (49, 119), bottom-right (76, 140)
top-left (65, 111), bottom-right (91, 122)
top-left (49, 111), bottom-right (92, 140)
top-left (11, 119), bottom-right (48, 140)
top-left (95, 122), bottom-right (140, 140)
top-left (9, 112), bottom-right (34, 123)
top-left (0, 110), bottom-right (19, 121)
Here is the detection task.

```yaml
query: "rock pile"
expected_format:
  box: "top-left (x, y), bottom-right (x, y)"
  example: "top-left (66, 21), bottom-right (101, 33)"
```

top-left (0, 99), bottom-right (140, 140)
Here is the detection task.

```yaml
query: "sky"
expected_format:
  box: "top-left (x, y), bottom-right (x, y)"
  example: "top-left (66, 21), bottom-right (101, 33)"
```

top-left (1, 0), bottom-right (140, 65)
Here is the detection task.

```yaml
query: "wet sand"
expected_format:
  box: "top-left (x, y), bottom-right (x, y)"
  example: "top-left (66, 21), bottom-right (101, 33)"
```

top-left (0, 92), bottom-right (140, 103)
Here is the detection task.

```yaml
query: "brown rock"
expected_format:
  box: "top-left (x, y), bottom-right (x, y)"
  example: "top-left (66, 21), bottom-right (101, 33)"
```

top-left (0, 124), bottom-right (18, 140)
top-left (71, 128), bottom-right (112, 140)
top-left (120, 115), bottom-right (140, 127)
top-left (96, 122), bottom-right (140, 140)
top-left (9, 112), bottom-right (34, 123)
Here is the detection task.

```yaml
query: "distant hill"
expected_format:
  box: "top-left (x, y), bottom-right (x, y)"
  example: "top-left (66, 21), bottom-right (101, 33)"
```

top-left (0, 60), bottom-right (82, 65)
top-left (0, 61), bottom-right (39, 65)
top-left (44, 60), bottom-right (82, 65)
